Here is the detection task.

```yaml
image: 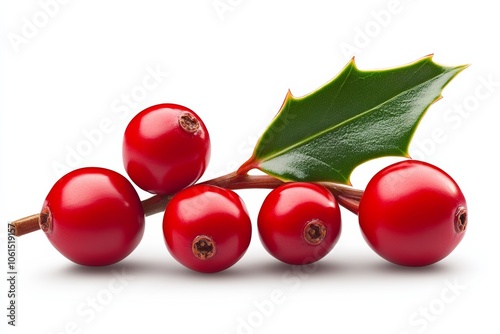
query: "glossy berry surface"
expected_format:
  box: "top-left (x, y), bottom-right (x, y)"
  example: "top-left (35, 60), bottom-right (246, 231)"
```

top-left (123, 103), bottom-right (211, 195)
top-left (41, 167), bottom-right (145, 266)
top-left (358, 160), bottom-right (467, 267)
top-left (258, 182), bottom-right (342, 265)
top-left (163, 185), bottom-right (251, 273)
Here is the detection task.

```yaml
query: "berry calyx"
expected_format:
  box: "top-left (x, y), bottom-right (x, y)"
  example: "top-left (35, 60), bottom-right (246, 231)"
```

top-left (258, 182), bottom-right (342, 265)
top-left (41, 167), bottom-right (145, 266)
top-left (123, 103), bottom-right (211, 195)
top-left (358, 160), bottom-right (467, 267)
top-left (303, 219), bottom-right (327, 245)
top-left (454, 206), bottom-right (468, 233)
top-left (163, 184), bottom-right (252, 273)
top-left (179, 113), bottom-right (201, 133)
top-left (192, 235), bottom-right (216, 259)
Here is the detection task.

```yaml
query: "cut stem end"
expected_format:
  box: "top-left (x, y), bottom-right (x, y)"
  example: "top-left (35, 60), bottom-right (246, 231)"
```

top-left (9, 214), bottom-right (41, 237)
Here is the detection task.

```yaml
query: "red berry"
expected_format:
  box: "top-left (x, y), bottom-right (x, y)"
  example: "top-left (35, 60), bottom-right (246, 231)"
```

top-left (123, 103), bottom-right (211, 195)
top-left (163, 185), bottom-right (251, 273)
top-left (41, 167), bottom-right (145, 266)
top-left (358, 160), bottom-right (467, 267)
top-left (258, 183), bottom-right (342, 265)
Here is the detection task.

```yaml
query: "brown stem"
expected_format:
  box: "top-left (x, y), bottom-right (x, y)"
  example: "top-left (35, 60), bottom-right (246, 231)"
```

top-left (141, 194), bottom-right (174, 216)
top-left (9, 171), bottom-right (364, 237)
top-left (318, 181), bottom-right (363, 214)
top-left (9, 214), bottom-right (41, 237)
top-left (143, 172), bottom-right (363, 216)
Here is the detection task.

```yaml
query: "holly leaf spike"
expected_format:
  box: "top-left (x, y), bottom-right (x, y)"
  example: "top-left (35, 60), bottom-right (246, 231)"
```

top-left (238, 55), bottom-right (467, 184)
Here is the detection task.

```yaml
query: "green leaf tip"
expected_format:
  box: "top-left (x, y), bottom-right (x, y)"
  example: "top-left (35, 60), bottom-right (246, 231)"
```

top-left (238, 55), bottom-right (467, 184)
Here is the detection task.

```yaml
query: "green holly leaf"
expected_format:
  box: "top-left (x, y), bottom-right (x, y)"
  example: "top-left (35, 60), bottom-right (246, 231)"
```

top-left (238, 55), bottom-right (467, 184)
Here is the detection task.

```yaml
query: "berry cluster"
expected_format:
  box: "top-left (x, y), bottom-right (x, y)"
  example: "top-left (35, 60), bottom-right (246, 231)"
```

top-left (12, 103), bottom-right (468, 273)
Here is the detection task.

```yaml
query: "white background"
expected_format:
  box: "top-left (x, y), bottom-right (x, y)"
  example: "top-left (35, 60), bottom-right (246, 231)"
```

top-left (1, 1), bottom-right (499, 333)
